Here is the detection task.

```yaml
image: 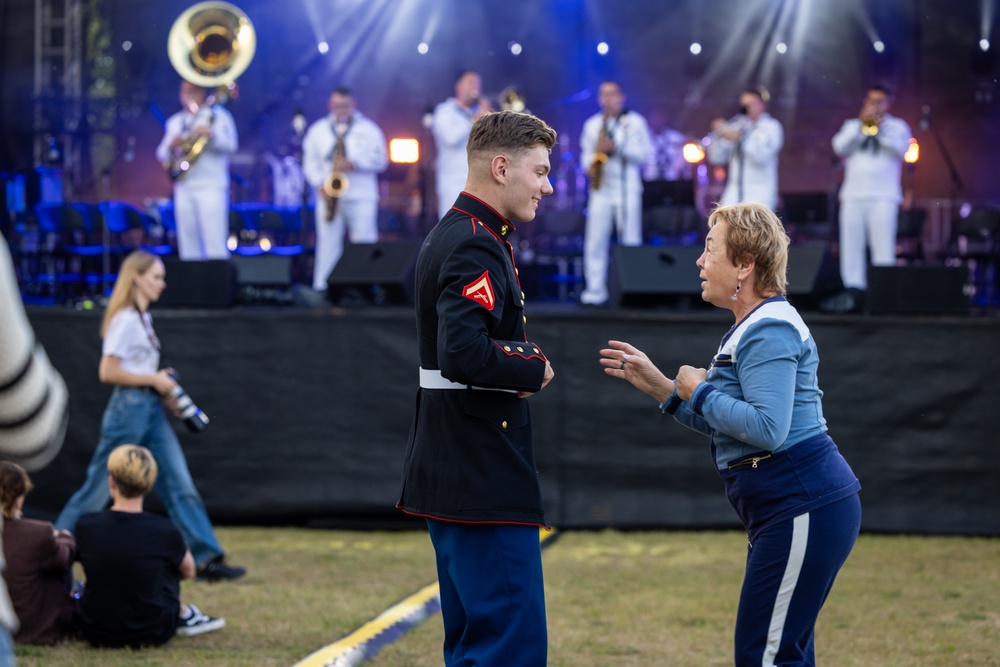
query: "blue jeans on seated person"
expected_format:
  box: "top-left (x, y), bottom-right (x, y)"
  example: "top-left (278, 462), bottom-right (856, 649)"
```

top-left (55, 387), bottom-right (223, 567)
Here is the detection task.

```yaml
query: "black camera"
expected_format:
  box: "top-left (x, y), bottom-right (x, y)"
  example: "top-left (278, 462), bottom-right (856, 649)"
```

top-left (167, 373), bottom-right (209, 433)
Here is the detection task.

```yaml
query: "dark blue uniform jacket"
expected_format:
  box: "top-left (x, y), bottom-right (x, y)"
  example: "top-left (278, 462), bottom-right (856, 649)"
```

top-left (397, 192), bottom-right (549, 526)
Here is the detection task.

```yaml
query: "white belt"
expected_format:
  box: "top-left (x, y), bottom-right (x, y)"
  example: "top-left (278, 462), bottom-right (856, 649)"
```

top-left (419, 367), bottom-right (518, 394)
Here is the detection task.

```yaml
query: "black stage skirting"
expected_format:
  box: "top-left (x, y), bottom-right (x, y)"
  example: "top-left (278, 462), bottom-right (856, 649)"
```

top-left (23, 306), bottom-right (1000, 536)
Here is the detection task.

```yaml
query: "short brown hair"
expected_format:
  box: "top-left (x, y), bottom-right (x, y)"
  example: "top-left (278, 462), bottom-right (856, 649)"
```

top-left (708, 203), bottom-right (790, 297)
top-left (467, 111), bottom-right (557, 162)
top-left (0, 461), bottom-right (32, 519)
top-left (108, 444), bottom-right (158, 499)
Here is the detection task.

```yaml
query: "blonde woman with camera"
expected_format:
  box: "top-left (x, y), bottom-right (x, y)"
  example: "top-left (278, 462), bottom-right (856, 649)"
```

top-left (54, 251), bottom-right (244, 582)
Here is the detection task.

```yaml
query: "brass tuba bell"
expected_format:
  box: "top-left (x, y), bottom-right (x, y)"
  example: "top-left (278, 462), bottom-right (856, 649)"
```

top-left (167, 1), bottom-right (256, 90)
top-left (164, 2), bottom-right (256, 180)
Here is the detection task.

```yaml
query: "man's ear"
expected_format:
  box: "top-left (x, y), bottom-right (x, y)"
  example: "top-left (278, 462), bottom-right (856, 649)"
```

top-left (491, 154), bottom-right (509, 184)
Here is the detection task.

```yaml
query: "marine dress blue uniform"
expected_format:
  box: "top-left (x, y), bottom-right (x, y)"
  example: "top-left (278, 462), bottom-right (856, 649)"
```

top-left (398, 192), bottom-right (550, 666)
top-left (662, 296), bottom-right (861, 666)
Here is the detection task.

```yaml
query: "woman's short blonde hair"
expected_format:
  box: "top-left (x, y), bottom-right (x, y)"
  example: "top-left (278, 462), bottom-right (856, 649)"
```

top-left (108, 444), bottom-right (158, 498)
top-left (0, 461), bottom-right (32, 519)
top-left (708, 203), bottom-right (790, 297)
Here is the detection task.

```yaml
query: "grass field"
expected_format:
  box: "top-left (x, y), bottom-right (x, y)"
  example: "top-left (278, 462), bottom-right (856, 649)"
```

top-left (14, 527), bottom-right (1000, 666)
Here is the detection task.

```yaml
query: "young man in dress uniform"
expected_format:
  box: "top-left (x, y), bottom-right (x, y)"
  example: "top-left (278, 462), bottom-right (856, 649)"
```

top-left (397, 110), bottom-right (557, 667)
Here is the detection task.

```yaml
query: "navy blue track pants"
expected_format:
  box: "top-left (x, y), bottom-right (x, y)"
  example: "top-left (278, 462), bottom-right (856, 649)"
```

top-left (735, 493), bottom-right (862, 666)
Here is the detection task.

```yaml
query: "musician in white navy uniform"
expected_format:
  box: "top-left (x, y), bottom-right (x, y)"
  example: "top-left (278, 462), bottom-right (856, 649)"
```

top-left (601, 203), bottom-right (861, 667)
top-left (302, 86), bottom-right (388, 292)
top-left (706, 86), bottom-right (783, 211)
top-left (826, 84), bottom-right (912, 313)
top-left (579, 80), bottom-right (652, 306)
top-left (155, 80), bottom-right (238, 261)
top-left (432, 70), bottom-right (492, 221)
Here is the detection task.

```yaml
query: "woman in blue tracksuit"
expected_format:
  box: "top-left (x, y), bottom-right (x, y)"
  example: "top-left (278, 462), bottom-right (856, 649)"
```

top-left (601, 202), bottom-right (861, 666)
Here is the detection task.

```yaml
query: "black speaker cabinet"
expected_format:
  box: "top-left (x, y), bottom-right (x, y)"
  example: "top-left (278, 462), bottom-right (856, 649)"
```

top-left (867, 266), bottom-right (968, 315)
top-left (613, 244), bottom-right (841, 309)
top-left (158, 258), bottom-right (236, 308)
top-left (231, 254), bottom-right (292, 287)
top-left (613, 246), bottom-right (704, 307)
top-left (326, 243), bottom-right (420, 305)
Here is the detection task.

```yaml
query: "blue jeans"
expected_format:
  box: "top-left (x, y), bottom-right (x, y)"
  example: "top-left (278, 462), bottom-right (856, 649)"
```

top-left (0, 625), bottom-right (14, 667)
top-left (55, 387), bottom-right (223, 566)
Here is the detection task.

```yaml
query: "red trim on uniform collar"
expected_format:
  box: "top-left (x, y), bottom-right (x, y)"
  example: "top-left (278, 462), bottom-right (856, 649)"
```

top-left (451, 192), bottom-right (517, 239)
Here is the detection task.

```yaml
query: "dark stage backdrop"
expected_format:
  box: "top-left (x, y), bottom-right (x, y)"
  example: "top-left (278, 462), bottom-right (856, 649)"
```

top-left (23, 307), bottom-right (1000, 536)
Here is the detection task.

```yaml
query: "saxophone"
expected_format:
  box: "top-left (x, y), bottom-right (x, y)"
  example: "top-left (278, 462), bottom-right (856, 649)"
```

top-left (321, 134), bottom-right (349, 222)
top-left (588, 120), bottom-right (609, 190)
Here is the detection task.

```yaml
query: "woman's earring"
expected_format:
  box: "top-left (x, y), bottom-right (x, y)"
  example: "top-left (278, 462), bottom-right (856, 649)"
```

top-left (731, 281), bottom-right (741, 302)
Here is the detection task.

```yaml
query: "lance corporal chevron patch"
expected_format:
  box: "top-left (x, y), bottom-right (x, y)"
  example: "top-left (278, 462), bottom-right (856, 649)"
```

top-left (462, 270), bottom-right (496, 311)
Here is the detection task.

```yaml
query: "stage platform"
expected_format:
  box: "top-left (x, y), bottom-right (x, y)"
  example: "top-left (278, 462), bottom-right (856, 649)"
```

top-left (23, 304), bottom-right (1000, 536)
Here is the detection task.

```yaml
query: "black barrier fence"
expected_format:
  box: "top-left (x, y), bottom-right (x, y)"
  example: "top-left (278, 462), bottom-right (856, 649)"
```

top-left (23, 307), bottom-right (1000, 536)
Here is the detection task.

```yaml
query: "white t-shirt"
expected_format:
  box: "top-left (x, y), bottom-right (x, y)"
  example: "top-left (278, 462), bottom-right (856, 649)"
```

top-left (102, 307), bottom-right (160, 377)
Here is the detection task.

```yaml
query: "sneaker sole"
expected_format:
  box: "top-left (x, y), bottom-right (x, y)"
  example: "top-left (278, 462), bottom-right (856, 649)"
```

top-left (176, 617), bottom-right (226, 637)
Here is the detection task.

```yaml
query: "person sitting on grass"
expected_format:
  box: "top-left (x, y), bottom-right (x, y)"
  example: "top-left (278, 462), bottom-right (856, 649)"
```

top-left (0, 461), bottom-right (79, 645)
top-left (74, 444), bottom-right (224, 647)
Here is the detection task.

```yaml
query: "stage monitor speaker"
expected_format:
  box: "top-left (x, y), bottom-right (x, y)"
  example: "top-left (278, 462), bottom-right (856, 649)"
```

top-left (613, 246), bottom-right (704, 307)
top-left (158, 258), bottom-right (236, 308)
top-left (326, 242), bottom-right (420, 305)
top-left (231, 254), bottom-right (292, 287)
top-left (867, 266), bottom-right (968, 315)
top-left (786, 244), bottom-right (841, 303)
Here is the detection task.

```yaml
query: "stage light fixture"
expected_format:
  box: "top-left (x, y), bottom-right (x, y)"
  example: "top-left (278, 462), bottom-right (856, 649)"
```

top-left (597, 42), bottom-right (609, 55)
top-left (227, 236), bottom-right (238, 252)
top-left (683, 142), bottom-right (705, 164)
top-left (259, 238), bottom-right (272, 252)
top-left (874, 40), bottom-right (885, 53)
top-left (904, 138), bottom-right (919, 164)
top-left (390, 138), bottom-right (419, 164)
top-left (509, 41), bottom-right (522, 56)
top-left (317, 41), bottom-right (329, 54)
top-left (690, 42), bottom-right (702, 55)
top-left (981, 39), bottom-right (991, 51)
top-left (418, 42), bottom-right (429, 54)
top-left (776, 42), bottom-right (787, 54)
top-left (122, 40), bottom-right (133, 52)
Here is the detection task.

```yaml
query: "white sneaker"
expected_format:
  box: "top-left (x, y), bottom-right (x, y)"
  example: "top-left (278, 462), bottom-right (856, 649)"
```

top-left (176, 604), bottom-right (225, 637)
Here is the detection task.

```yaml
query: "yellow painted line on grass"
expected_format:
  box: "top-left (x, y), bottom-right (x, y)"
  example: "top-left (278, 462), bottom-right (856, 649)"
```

top-left (291, 527), bottom-right (558, 667)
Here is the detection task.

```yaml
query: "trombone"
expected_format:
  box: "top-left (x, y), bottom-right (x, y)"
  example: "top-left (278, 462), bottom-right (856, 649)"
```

top-left (163, 1), bottom-right (256, 180)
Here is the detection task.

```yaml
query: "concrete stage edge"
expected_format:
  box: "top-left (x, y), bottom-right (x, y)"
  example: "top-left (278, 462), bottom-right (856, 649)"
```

top-left (24, 306), bottom-right (1000, 536)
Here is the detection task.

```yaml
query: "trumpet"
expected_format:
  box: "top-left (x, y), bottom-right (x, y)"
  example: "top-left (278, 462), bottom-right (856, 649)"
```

top-left (499, 86), bottom-right (526, 113)
top-left (164, 1), bottom-right (256, 181)
top-left (702, 113), bottom-right (747, 147)
top-left (322, 139), bottom-right (349, 221)
top-left (861, 114), bottom-right (881, 137)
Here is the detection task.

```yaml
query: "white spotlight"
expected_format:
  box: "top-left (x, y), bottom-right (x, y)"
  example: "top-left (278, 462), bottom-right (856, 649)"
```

top-left (689, 42), bottom-right (702, 55)
top-left (121, 40), bottom-right (132, 52)
top-left (417, 42), bottom-right (429, 54)
top-left (776, 42), bottom-right (787, 54)
top-left (873, 40), bottom-right (885, 53)
top-left (509, 41), bottom-right (522, 56)
top-left (597, 42), bottom-right (609, 55)
top-left (317, 41), bottom-right (329, 54)
top-left (980, 39), bottom-right (990, 52)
